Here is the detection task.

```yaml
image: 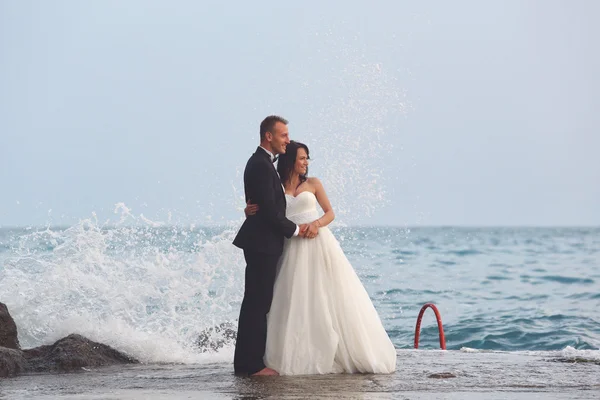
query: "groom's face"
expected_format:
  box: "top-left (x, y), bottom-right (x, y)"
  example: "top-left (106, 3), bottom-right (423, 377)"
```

top-left (269, 122), bottom-right (291, 155)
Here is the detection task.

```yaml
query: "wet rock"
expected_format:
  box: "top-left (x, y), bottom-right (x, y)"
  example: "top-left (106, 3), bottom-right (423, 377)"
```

top-left (0, 301), bottom-right (139, 378)
top-left (23, 334), bottom-right (139, 373)
top-left (428, 372), bottom-right (457, 379)
top-left (195, 322), bottom-right (237, 352)
top-left (0, 347), bottom-right (26, 377)
top-left (0, 302), bottom-right (20, 350)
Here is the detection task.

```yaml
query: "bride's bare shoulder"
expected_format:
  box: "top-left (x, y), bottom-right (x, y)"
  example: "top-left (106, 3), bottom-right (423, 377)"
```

top-left (307, 177), bottom-right (323, 187)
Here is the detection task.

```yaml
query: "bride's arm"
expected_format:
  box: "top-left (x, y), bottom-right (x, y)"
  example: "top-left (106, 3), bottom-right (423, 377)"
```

top-left (310, 177), bottom-right (335, 228)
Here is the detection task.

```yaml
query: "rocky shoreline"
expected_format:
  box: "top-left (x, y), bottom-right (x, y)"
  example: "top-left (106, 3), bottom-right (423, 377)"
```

top-left (0, 302), bottom-right (138, 378)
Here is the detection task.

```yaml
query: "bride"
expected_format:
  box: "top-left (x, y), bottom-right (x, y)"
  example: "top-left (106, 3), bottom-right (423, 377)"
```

top-left (244, 140), bottom-right (396, 375)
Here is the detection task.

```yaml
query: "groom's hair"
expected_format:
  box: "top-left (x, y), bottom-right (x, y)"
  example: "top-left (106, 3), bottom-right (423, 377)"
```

top-left (260, 115), bottom-right (288, 141)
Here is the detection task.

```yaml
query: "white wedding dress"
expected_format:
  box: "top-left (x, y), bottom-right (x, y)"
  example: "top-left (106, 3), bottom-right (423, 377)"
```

top-left (264, 191), bottom-right (397, 375)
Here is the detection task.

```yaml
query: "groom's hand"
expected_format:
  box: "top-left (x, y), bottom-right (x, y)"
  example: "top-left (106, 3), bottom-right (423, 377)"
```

top-left (299, 224), bottom-right (309, 236)
top-left (244, 200), bottom-right (259, 217)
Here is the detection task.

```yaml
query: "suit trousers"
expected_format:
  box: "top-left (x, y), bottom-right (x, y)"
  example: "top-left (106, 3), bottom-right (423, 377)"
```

top-left (233, 249), bottom-right (280, 375)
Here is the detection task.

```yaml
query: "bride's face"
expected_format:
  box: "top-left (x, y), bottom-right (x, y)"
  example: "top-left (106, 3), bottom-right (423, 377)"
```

top-left (294, 148), bottom-right (309, 176)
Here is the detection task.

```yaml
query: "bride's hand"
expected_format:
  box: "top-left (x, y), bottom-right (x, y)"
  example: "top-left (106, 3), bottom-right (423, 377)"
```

top-left (244, 200), bottom-right (259, 217)
top-left (304, 221), bottom-right (320, 239)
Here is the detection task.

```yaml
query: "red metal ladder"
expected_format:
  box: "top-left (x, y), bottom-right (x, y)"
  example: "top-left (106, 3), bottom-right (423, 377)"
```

top-left (414, 303), bottom-right (446, 350)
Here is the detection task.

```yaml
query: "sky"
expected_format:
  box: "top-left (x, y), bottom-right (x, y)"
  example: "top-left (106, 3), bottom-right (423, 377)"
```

top-left (1, 0), bottom-right (599, 227)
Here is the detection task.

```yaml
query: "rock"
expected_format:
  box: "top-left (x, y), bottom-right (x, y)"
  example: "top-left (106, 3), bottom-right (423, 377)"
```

top-left (0, 347), bottom-right (26, 377)
top-left (0, 302), bottom-right (20, 350)
top-left (195, 322), bottom-right (237, 352)
top-left (0, 301), bottom-right (139, 378)
top-left (23, 334), bottom-right (138, 373)
top-left (428, 372), bottom-right (457, 379)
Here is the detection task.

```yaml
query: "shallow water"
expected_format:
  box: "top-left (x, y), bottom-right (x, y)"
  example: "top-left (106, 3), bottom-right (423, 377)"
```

top-left (1, 349), bottom-right (599, 399)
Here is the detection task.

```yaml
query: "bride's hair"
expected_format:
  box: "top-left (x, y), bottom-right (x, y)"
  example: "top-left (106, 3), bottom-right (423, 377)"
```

top-left (277, 140), bottom-right (310, 188)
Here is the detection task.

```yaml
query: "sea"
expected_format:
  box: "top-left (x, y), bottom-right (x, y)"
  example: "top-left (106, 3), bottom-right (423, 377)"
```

top-left (1, 223), bottom-right (599, 398)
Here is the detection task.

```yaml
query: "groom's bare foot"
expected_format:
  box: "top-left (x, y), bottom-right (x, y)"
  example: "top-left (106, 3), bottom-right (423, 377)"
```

top-left (251, 367), bottom-right (279, 376)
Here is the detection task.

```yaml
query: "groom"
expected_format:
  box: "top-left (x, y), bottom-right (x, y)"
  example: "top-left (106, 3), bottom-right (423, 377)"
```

top-left (232, 116), bottom-right (315, 376)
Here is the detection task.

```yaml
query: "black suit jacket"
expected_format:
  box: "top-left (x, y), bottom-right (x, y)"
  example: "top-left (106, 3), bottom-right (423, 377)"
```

top-left (233, 147), bottom-right (297, 254)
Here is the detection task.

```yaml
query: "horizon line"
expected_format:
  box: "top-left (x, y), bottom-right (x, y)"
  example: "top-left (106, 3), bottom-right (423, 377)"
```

top-left (1, 224), bottom-right (599, 231)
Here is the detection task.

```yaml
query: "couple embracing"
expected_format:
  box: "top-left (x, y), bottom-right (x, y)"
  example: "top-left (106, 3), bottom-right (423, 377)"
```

top-left (233, 115), bottom-right (396, 376)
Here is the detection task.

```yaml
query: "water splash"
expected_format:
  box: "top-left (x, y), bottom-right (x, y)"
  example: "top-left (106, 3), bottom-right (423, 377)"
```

top-left (0, 214), bottom-right (243, 364)
top-left (239, 28), bottom-right (410, 225)
top-left (302, 61), bottom-right (408, 223)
